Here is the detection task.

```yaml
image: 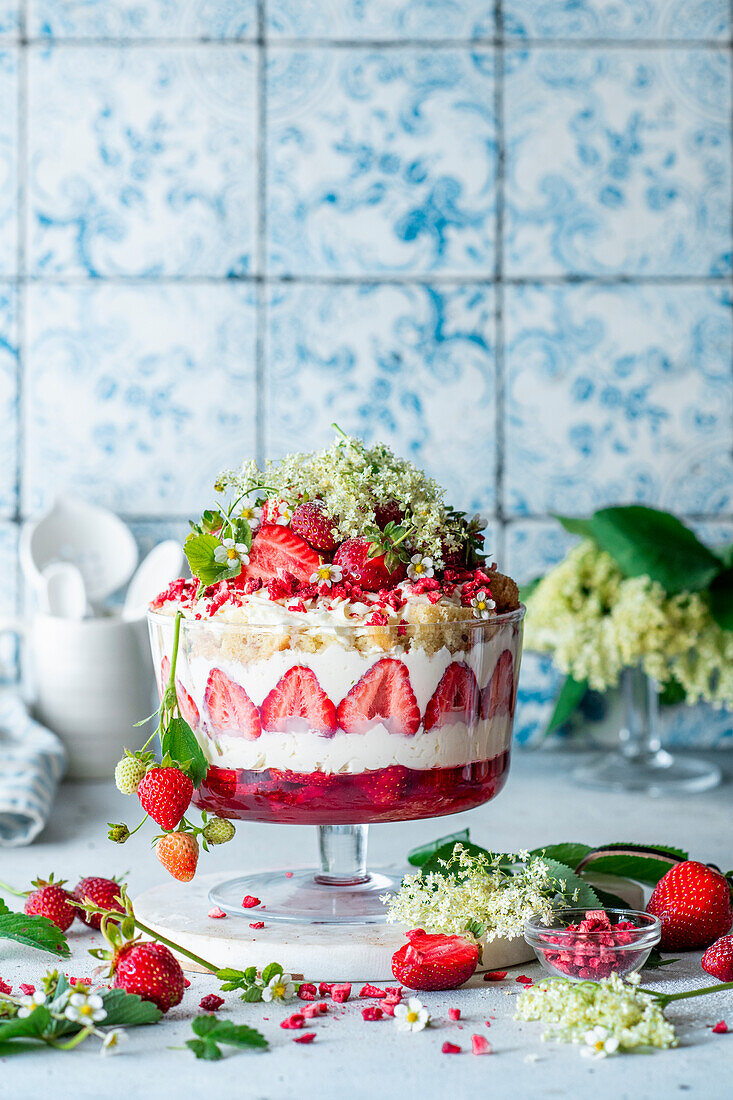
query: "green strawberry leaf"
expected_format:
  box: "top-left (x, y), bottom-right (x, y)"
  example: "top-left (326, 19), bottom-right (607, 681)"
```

top-left (241, 985), bottom-right (263, 1003)
top-left (99, 988), bottom-right (163, 1027)
top-left (0, 1006), bottom-right (52, 1042)
top-left (260, 962), bottom-right (283, 985)
top-left (589, 886), bottom-right (635, 910)
top-left (408, 829), bottom-right (471, 868)
top-left (709, 566), bottom-right (733, 630)
top-left (161, 717), bottom-right (209, 789)
top-left (184, 534), bottom-right (240, 586)
top-left (186, 1015), bottom-right (268, 1059)
top-left (0, 899), bottom-right (70, 957)
top-left (576, 853), bottom-right (676, 886)
top-left (186, 1037), bottom-right (222, 1060)
top-left (530, 843), bottom-right (592, 870)
top-left (545, 675), bottom-right (588, 734)
top-left (555, 506), bottom-right (721, 595)
top-left (644, 947), bottom-right (680, 971)
top-left (420, 840), bottom-right (494, 878)
top-left (542, 858), bottom-right (601, 908)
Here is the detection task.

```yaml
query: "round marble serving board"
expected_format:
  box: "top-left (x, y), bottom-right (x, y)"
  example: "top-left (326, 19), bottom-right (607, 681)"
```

top-left (134, 871), bottom-right (643, 982)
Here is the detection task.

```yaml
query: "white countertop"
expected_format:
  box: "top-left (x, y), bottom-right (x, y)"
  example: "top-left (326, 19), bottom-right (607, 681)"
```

top-left (1, 749), bottom-right (732, 1098)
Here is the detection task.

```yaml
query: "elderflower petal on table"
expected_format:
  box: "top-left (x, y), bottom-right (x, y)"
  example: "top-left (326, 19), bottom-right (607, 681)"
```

top-left (262, 973), bottom-right (295, 1003)
top-left (214, 538), bottom-right (250, 569)
top-left (394, 998), bottom-right (430, 1032)
top-left (64, 991), bottom-right (107, 1024)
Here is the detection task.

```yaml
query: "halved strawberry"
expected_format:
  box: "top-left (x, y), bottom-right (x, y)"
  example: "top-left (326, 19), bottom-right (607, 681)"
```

top-left (237, 523), bottom-right (320, 584)
top-left (336, 658), bottom-right (420, 736)
top-left (423, 662), bottom-right (480, 731)
top-left (260, 666), bottom-right (337, 736)
top-left (160, 657), bottom-right (200, 730)
top-left (392, 930), bottom-right (479, 991)
top-left (359, 766), bottom-right (410, 808)
top-left (204, 668), bottom-right (261, 740)
top-left (480, 650), bottom-right (515, 719)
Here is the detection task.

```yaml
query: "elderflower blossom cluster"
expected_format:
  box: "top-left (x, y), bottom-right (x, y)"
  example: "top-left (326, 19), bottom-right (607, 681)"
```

top-left (525, 541), bottom-right (733, 708)
top-left (384, 845), bottom-right (560, 940)
top-left (515, 972), bottom-right (677, 1052)
top-left (217, 434), bottom-right (467, 565)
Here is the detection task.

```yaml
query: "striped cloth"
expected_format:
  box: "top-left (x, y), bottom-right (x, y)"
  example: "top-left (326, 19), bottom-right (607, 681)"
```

top-left (0, 693), bottom-right (66, 847)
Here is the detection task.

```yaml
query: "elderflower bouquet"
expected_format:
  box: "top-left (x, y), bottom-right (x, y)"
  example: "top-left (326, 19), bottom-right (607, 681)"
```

top-left (522, 506), bottom-right (733, 734)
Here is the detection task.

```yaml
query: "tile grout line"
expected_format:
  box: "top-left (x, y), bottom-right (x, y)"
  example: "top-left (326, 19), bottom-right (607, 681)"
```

top-left (254, 0), bottom-right (267, 468)
top-left (10, 36), bottom-right (733, 50)
top-left (493, 0), bottom-right (506, 566)
top-left (13, 0), bottom-right (28, 639)
top-left (6, 274), bottom-right (732, 287)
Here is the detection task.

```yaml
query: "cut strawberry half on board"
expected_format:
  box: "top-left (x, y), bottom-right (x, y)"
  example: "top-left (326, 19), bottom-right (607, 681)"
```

top-left (237, 523), bottom-right (320, 584)
top-left (260, 666), bottom-right (337, 736)
top-left (481, 650), bottom-right (515, 719)
top-left (160, 657), bottom-right (200, 730)
top-left (392, 930), bottom-right (479, 991)
top-left (337, 658), bottom-right (420, 736)
top-left (204, 668), bottom-right (261, 740)
top-left (423, 662), bottom-right (480, 731)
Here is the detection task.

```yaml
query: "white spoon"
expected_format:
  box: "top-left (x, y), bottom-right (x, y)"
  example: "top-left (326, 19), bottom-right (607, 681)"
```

top-left (122, 540), bottom-right (186, 622)
top-left (40, 561), bottom-right (88, 620)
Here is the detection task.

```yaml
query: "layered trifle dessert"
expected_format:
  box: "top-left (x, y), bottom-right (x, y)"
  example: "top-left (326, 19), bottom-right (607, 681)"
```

top-left (148, 434), bottom-right (523, 825)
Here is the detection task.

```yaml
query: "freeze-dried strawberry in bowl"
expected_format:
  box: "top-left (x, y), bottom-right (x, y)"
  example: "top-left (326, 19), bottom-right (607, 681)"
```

top-left (524, 908), bottom-right (661, 982)
top-left (147, 433), bottom-right (524, 827)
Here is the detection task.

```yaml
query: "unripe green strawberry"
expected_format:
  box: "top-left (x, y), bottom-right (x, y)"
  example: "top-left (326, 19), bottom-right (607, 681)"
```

top-left (202, 817), bottom-right (236, 846)
top-left (114, 754), bottom-right (147, 795)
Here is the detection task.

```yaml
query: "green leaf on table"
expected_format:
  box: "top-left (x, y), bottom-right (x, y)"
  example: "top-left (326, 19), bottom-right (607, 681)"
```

top-left (407, 830), bottom-right (471, 868)
top-left (0, 1006), bottom-right (52, 1043)
top-left (555, 506), bottom-right (721, 595)
top-left (643, 947), bottom-right (680, 971)
top-left (543, 858), bottom-right (601, 908)
top-left (186, 1014), bottom-right (267, 1060)
top-left (161, 717), bottom-right (208, 788)
top-left (184, 534), bottom-right (240, 587)
top-left (260, 962), bottom-right (283, 986)
top-left (709, 566), bottom-right (733, 630)
top-left (530, 843), bottom-right (592, 870)
top-left (0, 899), bottom-right (70, 957)
top-left (99, 988), bottom-right (162, 1027)
top-left (545, 675), bottom-right (588, 734)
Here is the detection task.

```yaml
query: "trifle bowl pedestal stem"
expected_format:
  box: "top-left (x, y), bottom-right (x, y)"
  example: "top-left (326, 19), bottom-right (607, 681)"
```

top-left (208, 824), bottom-right (403, 925)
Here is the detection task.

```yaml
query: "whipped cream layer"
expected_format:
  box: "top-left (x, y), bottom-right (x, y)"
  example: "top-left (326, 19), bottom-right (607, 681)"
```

top-left (150, 625), bottom-right (518, 775)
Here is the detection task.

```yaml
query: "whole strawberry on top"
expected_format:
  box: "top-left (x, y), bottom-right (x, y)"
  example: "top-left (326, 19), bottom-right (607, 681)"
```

top-left (646, 860), bottom-right (733, 950)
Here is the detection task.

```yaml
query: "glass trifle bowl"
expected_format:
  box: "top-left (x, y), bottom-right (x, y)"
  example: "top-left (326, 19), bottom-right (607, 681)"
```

top-left (148, 605), bottom-right (524, 923)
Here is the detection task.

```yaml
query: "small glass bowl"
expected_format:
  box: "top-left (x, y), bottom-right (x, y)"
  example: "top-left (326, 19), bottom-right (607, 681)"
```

top-left (524, 908), bottom-right (661, 982)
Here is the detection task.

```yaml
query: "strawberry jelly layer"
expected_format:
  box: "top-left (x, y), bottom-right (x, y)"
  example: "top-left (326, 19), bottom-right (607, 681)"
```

top-left (194, 751), bottom-right (510, 825)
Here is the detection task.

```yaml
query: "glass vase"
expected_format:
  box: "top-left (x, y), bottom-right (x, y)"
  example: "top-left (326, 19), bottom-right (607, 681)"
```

top-left (572, 666), bottom-right (721, 795)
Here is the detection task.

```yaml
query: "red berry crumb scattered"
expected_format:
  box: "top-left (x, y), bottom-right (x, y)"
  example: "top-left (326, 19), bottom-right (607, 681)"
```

top-left (712, 1020), bottom-right (729, 1034)
top-left (302, 1002), bottom-right (329, 1018)
top-left (293, 1032), bottom-right (317, 1044)
top-left (208, 907), bottom-right (227, 919)
top-left (362, 1006), bottom-right (383, 1021)
top-left (516, 975), bottom-right (533, 985)
top-left (442, 1042), bottom-right (461, 1054)
top-left (249, 921), bottom-right (265, 929)
top-left (331, 983), bottom-right (351, 1003)
top-left (0, 978), bottom-right (12, 995)
top-left (318, 982), bottom-right (334, 996)
top-left (199, 994), bottom-right (225, 1012)
top-left (472, 1035), bottom-right (492, 1055)
top-left (19, 983), bottom-right (34, 996)
top-left (448, 1007), bottom-right (461, 1021)
top-left (359, 984), bottom-right (386, 998)
top-left (379, 1000), bottom-right (396, 1016)
top-left (281, 1013), bottom-right (306, 1030)
top-left (184, 979), bottom-right (191, 988)
top-left (298, 983), bottom-right (317, 1001)
top-left (483, 971), bottom-right (507, 981)
top-left (241, 895), bottom-right (261, 908)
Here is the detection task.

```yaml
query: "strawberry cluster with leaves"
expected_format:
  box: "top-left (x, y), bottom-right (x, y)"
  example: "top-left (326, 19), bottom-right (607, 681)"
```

top-left (110, 611), bottom-right (235, 881)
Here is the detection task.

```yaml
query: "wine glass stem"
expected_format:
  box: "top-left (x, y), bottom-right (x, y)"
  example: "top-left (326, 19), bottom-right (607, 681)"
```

top-left (619, 665), bottom-right (662, 763)
top-left (315, 824), bottom-right (370, 886)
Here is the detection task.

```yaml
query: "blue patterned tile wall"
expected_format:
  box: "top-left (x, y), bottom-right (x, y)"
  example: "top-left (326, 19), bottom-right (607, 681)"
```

top-left (0, 1), bottom-right (730, 745)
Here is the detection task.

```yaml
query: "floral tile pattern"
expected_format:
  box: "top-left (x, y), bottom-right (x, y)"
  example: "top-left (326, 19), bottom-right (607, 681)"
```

top-left (24, 284), bottom-right (257, 514)
top-left (0, 50), bottom-right (16, 274)
top-left (504, 520), bottom-right (577, 586)
top-left (28, 1), bottom-right (257, 38)
top-left (266, 48), bottom-right (497, 274)
top-left (0, 2), bottom-right (17, 39)
top-left (267, 0), bottom-right (494, 39)
top-left (28, 45), bottom-right (256, 276)
top-left (0, 283), bottom-right (17, 518)
top-left (504, 283), bottom-right (733, 515)
top-left (266, 282), bottom-right (497, 512)
top-left (504, 48), bottom-right (732, 276)
top-left (504, 0), bottom-right (730, 40)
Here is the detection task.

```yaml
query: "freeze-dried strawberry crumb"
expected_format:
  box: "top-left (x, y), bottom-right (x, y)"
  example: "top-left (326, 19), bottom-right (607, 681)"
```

top-left (0, 978), bottom-right (12, 994)
top-left (199, 994), bottom-right (225, 1012)
top-left (367, 611), bottom-right (388, 626)
top-left (249, 921), bottom-right (265, 929)
top-left (281, 1013), bottom-right (306, 1030)
top-left (712, 1020), bottom-right (728, 1034)
top-left (483, 971), bottom-right (507, 981)
top-left (442, 1042), bottom-right (461, 1054)
top-left (208, 907), bottom-right (227, 919)
top-left (484, 1020), bottom-right (491, 1027)
top-left (331, 983), bottom-right (351, 1003)
top-left (318, 982), bottom-right (334, 996)
top-left (241, 895), bottom-right (261, 908)
top-left (411, 577), bottom-right (441, 595)
top-left (183, 979), bottom-right (191, 988)
top-left (19, 983), bottom-right (35, 996)
top-left (398, 620), bottom-right (407, 636)
top-left (150, 577), bottom-right (199, 610)
top-left (379, 1000), bottom-right (396, 1016)
top-left (293, 1032), bottom-right (316, 1044)
top-left (243, 577), bottom-right (263, 594)
top-left (298, 983), bottom-right (317, 1001)
top-left (288, 600), bottom-right (308, 613)
top-left (302, 1002), bottom-right (329, 1019)
top-left (362, 1006), bottom-right (383, 1021)
top-left (516, 975), bottom-right (533, 984)
top-left (448, 1008), bottom-right (461, 1021)
top-left (285, 871), bottom-right (294, 878)
top-left (384, 986), bottom-right (402, 998)
top-left (472, 1035), bottom-right (492, 1055)
top-left (359, 984), bottom-right (386, 998)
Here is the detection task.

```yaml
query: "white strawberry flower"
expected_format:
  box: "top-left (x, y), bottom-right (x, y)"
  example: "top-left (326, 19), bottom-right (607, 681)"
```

top-left (310, 563), bottom-right (343, 588)
top-left (64, 991), bottom-right (107, 1024)
top-left (407, 554), bottom-right (434, 581)
top-left (471, 589), bottom-right (495, 619)
top-left (214, 537), bottom-right (250, 570)
top-left (272, 501), bottom-right (293, 525)
top-left (581, 1026), bottom-right (620, 1059)
top-left (17, 990), bottom-right (47, 1017)
top-left (262, 972), bottom-right (295, 1003)
top-left (394, 997), bottom-right (430, 1032)
top-left (240, 504), bottom-right (263, 532)
top-left (101, 1028), bottom-right (128, 1056)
